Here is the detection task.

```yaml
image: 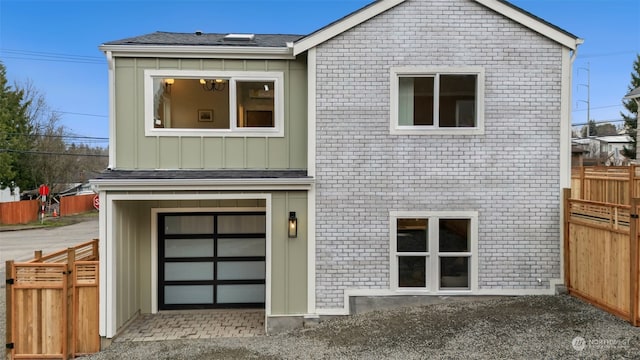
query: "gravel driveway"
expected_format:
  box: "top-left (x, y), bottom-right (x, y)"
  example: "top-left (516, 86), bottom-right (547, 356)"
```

top-left (3, 292), bottom-right (636, 359)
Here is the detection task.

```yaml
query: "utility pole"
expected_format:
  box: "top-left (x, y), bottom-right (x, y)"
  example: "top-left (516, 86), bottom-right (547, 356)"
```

top-left (577, 62), bottom-right (591, 136)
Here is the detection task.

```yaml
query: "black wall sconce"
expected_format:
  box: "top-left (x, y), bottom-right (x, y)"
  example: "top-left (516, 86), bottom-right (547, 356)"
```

top-left (288, 211), bottom-right (298, 238)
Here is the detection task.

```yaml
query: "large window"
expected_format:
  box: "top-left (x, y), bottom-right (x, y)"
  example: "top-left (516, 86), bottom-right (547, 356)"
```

top-left (144, 70), bottom-right (284, 137)
top-left (390, 211), bottom-right (477, 292)
top-left (390, 67), bottom-right (484, 135)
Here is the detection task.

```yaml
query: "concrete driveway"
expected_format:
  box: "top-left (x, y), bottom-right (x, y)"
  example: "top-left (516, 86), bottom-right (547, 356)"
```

top-left (0, 214), bottom-right (98, 276)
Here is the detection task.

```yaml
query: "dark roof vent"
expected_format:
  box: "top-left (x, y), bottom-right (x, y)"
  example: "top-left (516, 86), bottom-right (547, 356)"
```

top-left (224, 33), bottom-right (255, 41)
top-left (195, 30), bottom-right (203, 36)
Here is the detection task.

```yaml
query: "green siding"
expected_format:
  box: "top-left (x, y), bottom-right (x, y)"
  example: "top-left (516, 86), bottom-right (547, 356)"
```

top-left (113, 58), bottom-right (308, 170)
top-left (271, 192), bottom-right (308, 315)
top-left (112, 193), bottom-right (307, 326)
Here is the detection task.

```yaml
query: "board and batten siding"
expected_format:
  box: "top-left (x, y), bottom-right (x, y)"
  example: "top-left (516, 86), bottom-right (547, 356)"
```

top-left (113, 58), bottom-right (307, 170)
top-left (110, 194), bottom-right (307, 332)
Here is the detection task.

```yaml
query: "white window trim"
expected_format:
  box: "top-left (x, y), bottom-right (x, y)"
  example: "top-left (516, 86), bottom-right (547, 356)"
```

top-left (390, 66), bottom-right (485, 135)
top-left (144, 70), bottom-right (285, 137)
top-left (389, 210), bottom-right (479, 295)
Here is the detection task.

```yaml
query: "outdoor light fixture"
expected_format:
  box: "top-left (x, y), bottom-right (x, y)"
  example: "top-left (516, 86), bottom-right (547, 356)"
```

top-left (288, 211), bottom-right (298, 238)
top-left (200, 78), bottom-right (226, 91)
top-left (164, 78), bottom-right (174, 93)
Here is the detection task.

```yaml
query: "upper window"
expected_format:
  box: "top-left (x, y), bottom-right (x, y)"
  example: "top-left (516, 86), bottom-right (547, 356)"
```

top-left (144, 70), bottom-right (284, 137)
top-left (390, 211), bottom-right (477, 293)
top-left (390, 67), bottom-right (484, 135)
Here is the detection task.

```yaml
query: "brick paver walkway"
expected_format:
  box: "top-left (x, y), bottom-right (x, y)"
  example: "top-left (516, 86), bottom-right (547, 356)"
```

top-left (114, 309), bottom-right (265, 342)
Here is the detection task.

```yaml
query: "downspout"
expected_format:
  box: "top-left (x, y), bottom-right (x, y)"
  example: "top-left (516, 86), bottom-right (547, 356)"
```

top-left (558, 38), bottom-right (582, 289)
top-left (106, 51), bottom-right (116, 170)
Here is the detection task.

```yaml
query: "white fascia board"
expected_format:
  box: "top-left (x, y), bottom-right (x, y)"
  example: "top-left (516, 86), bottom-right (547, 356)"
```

top-left (293, 0), bottom-right (406, 56)
top-left (89, 178), bottom-right (314, 192)
top-left (98, 45), bottom-right (296, 60)
top-left (473, 0), bottom-right (581, 50)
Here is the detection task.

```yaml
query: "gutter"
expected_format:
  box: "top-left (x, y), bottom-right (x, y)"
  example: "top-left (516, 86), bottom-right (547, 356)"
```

top-left (98, 45), bottom-right (296, 60)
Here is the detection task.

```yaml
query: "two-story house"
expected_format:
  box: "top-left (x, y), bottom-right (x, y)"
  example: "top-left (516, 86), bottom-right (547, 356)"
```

top-left (92, 0), bottom-right (581, 342)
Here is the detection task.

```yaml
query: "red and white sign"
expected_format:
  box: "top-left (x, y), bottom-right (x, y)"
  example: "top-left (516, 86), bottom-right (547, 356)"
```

top-left (39, 184), bottom-right (50, 196)
top-left (93, 195), bottom-right (100, 210)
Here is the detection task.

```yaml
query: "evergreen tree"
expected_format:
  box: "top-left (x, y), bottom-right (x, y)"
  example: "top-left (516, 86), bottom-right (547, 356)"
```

top-left (580, 119), bottom-right (597, 137)
top-left (621, 54), bottom-right (640, 159)
top-left (0, 62), bottom-right (33, 190)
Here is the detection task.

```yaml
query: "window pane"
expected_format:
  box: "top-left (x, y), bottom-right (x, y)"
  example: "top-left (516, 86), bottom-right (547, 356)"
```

top-left (154, 78), bottom-right (230, 129)
top-left (165, 262), bottom-right (214, 281)
top-left (237, 81), bottom-right (275, 127)
top-left (440, 257), bottom-right (469, 289)
top-left (399, 77), bottom-right (434, 126)
top-left (217, 261), bottom-right (265, 280)
top-left (439, 219), bottom-right (470, 252)
top-left (439, 75), bottom-right (476, 127)
top-left (398, 256), bottom-right (426, 287)
top-left (165, 238), bottom-right (214, 258)
top-left (397, 218), bottom-right (428, 252)
top-left (218, 238), bottom-right (265, 257)
top-left (217, 284), bottom-right (265, 303)
top-left (217, 214), bottom-right (265, 234)
top-left (164, 285), bottom-right (213, 304)
top-left (165, 215), bottom-right (214, 234)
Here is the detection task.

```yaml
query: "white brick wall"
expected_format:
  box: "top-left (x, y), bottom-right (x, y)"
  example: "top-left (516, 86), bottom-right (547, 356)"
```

top-left (314, 0), bottom-right (564, 309)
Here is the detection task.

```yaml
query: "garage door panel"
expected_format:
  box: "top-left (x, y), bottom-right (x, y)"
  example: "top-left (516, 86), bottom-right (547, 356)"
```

top-left (165, 285), bottom-right (214, 304)
top-left (217, 261), bottom-right (265, 280)
top-left (164, 215), bottom-right (214, 234)
top-left (217, 284), bottom-right (265, 303)
top-left (165, 262), bottom-right (215, 281)
top-left (165, 238), bottom-right (214, 257)
top-left (218, 238), bottom-right (266, 257)
top-left (218, 215), bottom-right (265, 234)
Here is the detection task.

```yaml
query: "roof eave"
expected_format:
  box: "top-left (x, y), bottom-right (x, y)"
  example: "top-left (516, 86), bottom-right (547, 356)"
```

top-left (293, 0), bottom-right (406, 56)
top-left (99, 44), bottom-right (296, 60)
top-left (293, 0), bottom-right (582, 55)
top-left (89, 177), bottom-right (314, 191)
top-left (473, 0), bottom-right (581, 50)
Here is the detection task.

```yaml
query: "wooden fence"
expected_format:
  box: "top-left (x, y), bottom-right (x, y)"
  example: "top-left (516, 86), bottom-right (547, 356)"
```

top-left (0, 194), bottom-right (97, 225)
top-left (5, 240), bottom-right (100, 360)
top-left (60, 194), bottom-right (96, 217)
top-left (564, 188), bottom-right (640, 326)
top-left (571, 165), bottom-right (640, 204)
top-left (0, 200), bottom-right (39, 225)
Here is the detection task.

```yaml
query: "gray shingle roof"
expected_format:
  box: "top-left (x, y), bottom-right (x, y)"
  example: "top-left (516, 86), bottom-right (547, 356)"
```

top-left (625, 87), bottom-right (640, 100)
top-left (94, 169), bottom-right (309, 180)
top-left (103, 32), bottom-right (304, 48)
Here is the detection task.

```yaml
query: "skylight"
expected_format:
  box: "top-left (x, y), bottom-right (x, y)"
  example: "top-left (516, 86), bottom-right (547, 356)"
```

top-left (224, 33), bottom-right (255, 41)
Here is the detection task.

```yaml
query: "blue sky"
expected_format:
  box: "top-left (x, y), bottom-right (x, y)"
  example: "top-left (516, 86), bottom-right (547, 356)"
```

top-left (0, 0), bottom-right (639, 144)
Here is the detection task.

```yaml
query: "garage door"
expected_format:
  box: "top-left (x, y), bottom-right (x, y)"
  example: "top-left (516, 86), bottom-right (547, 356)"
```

top-left (158, 212), bottom-right (266, 310)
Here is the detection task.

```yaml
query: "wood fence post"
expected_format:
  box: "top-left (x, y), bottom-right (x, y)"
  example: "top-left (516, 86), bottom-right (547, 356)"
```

top-left (580, 166), bottom-right (585, 200)
top-left (632, 165), bottom-right (637, 202)
top-left (5, 261), bottom-right (13, 360)
top-left (563, 189), bottom-right (572, 290)
top-left (66, 248), bottom-right (76, 360)
top-left (630, 198), bottom-right (639, 326)
top-left (92, 239), bottom-right (99, 260)
top-left (34, 250), bottom-right (42, 262)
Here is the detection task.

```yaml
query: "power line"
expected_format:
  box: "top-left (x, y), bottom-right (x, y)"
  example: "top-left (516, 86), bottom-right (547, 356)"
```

top-left (573, 104), bottom-right (622, 112)
top-left (3, 133), bottom-right (108, 141)
top-left (0, 49), bottom-right (104, 65)
top-left (0, 149), bottom-right (108, 158)
top-left (56, 111), bottom-right (108, 118)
